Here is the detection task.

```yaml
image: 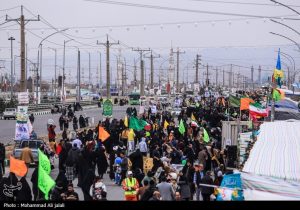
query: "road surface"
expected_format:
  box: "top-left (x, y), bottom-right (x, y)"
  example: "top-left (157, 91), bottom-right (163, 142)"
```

top-left (0, 105), bottom-right (138, 145)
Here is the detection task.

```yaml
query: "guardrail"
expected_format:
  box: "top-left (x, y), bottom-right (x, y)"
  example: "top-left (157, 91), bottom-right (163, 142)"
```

top-left (28, 100), bottom-right (98, 111)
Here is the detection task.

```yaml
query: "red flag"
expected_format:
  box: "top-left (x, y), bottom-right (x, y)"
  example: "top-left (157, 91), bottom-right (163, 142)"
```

top-left (10, 155), bottom-right (28, 177)
top-left (98, 126), bottom-right (110, 142)
top-left (56, 144), bottom-right (62, 155)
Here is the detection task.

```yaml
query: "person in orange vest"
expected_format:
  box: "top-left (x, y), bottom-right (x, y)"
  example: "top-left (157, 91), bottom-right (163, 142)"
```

top-left (122, 171), bottom-right (139, 201)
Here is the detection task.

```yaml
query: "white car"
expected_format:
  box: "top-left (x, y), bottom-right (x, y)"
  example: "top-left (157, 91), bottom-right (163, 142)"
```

top-left (3, 108), bottom-right (17, 120)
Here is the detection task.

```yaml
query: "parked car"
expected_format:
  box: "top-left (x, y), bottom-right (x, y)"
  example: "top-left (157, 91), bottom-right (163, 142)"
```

top-left (3, 108), bottom-right (16, 120)
top-left (13, 139), bottom-right (44, 164)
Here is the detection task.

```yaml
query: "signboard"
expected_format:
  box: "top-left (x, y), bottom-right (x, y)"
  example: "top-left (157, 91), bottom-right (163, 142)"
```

top-left (194, 83), bottom-right (200, 92)
top-left (15, 123), bottom-right (30, 140)
top-left (16, 106), bottom-right (28, 123)
top-left (151, 105), bottom-right (157, 114)
top-left (15, 106), bottom-right (30, 140)
top-left (103, 99), bottom-right (113, 117)
top-left (18, 92), bottom-right (29, 104)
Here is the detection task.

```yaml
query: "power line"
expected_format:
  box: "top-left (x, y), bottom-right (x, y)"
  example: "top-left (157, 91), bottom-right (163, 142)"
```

top-left (84, 0), bottom-right (300, 20)
top-left (0, 6), bottom-right (20, 12)
top-left (190, 0), bottom-right (300, 8)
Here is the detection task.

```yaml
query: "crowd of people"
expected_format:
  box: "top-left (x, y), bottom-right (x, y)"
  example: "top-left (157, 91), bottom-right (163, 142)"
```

top-left (0, 89), bottom-right (266, 201)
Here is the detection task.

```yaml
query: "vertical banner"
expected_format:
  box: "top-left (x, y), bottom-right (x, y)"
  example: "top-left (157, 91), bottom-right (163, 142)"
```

top-left (103, 99), bottom-right (113, 117)
top-left (15, 106), bottom-right (30, 140)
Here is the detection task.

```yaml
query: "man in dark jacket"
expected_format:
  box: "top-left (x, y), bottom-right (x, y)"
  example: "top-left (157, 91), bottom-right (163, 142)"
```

top-left (119, 152), bottom-right (128, 185)
top-left (201, 171), bottom-right (214, 201)
top-left (73, 116), bottom-right (78, 131)
top-left (193, 163), bottom-right (204, 201)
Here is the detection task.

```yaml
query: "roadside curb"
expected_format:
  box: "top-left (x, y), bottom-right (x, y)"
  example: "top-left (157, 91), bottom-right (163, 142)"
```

top-left (33, 110), bottom-right (51, 116)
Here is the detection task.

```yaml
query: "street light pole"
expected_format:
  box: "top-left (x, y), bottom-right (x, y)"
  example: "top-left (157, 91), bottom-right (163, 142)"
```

top-left (37, 29), bottom-right (68, 97)
top-left (8, 37), bottom-right (15, 102)
top-left (62, 39), bottom-right (73, 105)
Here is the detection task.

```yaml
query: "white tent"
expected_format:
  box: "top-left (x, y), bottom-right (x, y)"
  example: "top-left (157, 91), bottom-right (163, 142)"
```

top-left (243, 120), bottom-right (300, 181)
top-left (242, 120), bottom-right (300, 200)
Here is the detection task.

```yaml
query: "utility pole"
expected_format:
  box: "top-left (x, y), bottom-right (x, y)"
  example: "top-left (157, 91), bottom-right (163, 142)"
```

top-left (62, 39), bottom-right (73, 105)
top-left (6, 5), bottom-right (40, 92)
top-left (251, 65), bottom-right (254, 90)
top-left (97, 35), bottom-right (119, 98)
top-left (132, 48), bottom-right (151, 96)
top-left (8, 37), bottom-right (15, 101)
top-left (25, 43), bottom-right (27, 89)
top-left (258, 65), bottom-right (262, 86)
top-left (99, 52), bottom-right (102, 88)
top-left (215, 67), bottom-right (218, 87)
top-left (77, 49), bottom-right (81, 103)
top-left (144, 51), bottom-right (160, 89)
top-left (88, 52), bottom-right (91, 88)
top-left (49, 48), bottom-right (57, 98)
top-left (171, 48), bottom-right (185, 92)
top-left (205, 64), bottom-right (209, 87)
top-left (223, 68), bottom-right (225, 87)
top-left (195, 54), bottom-right (201, 83)
top-left (229, 64), bottom-right (233, 88)
top-left (133, 59), bottom-right (137, 88)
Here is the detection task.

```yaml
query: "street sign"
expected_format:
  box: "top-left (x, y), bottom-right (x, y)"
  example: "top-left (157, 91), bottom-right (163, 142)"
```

top-left (18, 92), bottom-right (29, 104)
top-left (103, 99), bottom-right (113, 117)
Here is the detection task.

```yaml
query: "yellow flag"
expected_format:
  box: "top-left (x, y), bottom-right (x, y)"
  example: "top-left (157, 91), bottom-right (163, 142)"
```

top-left (164, 120), bottom-right (169, 129)
top-left (191, 113), bottom-right (196, 121)
top-left (124, 115), bottom-right (128, 127)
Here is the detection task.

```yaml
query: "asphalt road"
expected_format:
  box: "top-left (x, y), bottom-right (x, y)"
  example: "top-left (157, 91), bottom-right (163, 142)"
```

top-left (0, 105), bottom-right (138, 145)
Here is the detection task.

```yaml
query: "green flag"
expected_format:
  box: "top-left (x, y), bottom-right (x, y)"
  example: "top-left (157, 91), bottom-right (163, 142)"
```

top-left (103, 99), bottom-right (113, 116)
top-left (38, 149), bottom-right (51, 175)
top-left (229, 95), bottom-right (241, 108)
top-left (203, 128), bottom-right (210, 143)
top-left (178, 119), bottom-right (185, 135)
top-left (129, 116), bottom-right (148, 131)
top-left (38, 164), bottom-right (55, 200)
top-left (272, 89), bottom-right (281, 102)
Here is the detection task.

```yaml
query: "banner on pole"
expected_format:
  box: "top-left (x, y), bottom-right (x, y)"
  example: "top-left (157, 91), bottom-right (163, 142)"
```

top-left (103, 99), bottom-right (113, 117)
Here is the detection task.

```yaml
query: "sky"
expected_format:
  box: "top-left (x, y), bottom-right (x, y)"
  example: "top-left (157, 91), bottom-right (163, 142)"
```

top-left (0, 0), bottom-right (300, 86)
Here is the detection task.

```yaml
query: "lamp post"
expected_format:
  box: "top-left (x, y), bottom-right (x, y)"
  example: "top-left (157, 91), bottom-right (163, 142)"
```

top-left (8, 37), bottom-right (15, 102)
top-left (48, 47), bottom-right (57, 98)
top-left (62, 39), bottom-right (74, 105)
top-left (269, 32), bottom-right (300, 51)
top-left (37, 29), bottom-right (68, 97)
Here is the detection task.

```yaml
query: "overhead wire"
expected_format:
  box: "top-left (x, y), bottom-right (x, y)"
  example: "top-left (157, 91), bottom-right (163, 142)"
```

top-left (190, 0), bottom-right (300, 8)
top-left (84, 0), bottom-right (300, 20)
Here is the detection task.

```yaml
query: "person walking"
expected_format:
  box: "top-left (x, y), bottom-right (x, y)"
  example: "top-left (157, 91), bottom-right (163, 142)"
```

top-left (127, 129), bottom-right (135, 155)
top-left (95, 147), bottom-right (108, 179)
top-left (156, 176), bottom-right (174, 201)
top-left (48, 124), bottom-right (56, 142)
top-left (29, 113), bottom-right (35, 125)
top-left (122, 171), bottom-right (139, 201)
top-left (59, 115), bottom-right (64, 131)
top-left (193, 163), bottom-right (205, 201)
top-left (20, 142), bottom-right (34, 168)
top-left (73, 115), bottom-right (78, 131)
top-left (201, 171), bottom-right (214, 201)
top-left (139, 136), bottom-right (148, 157)
top-left (79, 115), bottom-right (86, 128)
top-left (120, 152), bottom-right (129, 184)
